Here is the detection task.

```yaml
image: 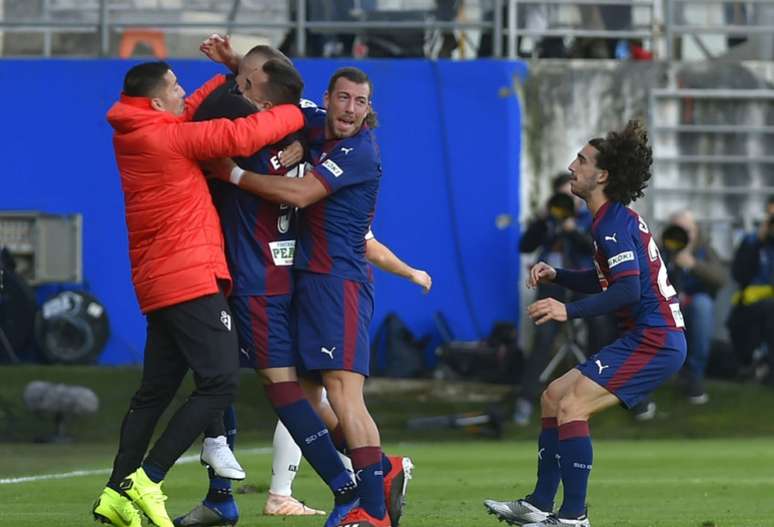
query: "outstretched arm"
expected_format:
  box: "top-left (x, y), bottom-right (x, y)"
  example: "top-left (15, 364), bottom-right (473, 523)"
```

top-left (217, 162), bottom-right (328, 208)
top-left (366, 237), bottom-right (432, 294)
top-left (553, 268), bottom-right (603, 294)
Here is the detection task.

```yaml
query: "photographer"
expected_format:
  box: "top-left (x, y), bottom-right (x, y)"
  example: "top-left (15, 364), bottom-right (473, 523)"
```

top-left (513, 174), bottom-right (613, 425)
top-left (661, 210), bottom-right (726, 403)
top-left (727, 197), bottom-right (774, 385)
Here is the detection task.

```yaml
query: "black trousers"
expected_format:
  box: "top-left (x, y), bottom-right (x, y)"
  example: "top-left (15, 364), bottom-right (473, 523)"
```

top-left (108, 291), bottom-right (239, 486)
top-left (727, 299), bottom-right (774, 369)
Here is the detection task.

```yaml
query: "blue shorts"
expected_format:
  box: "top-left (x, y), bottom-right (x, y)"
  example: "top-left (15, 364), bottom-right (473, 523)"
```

top-left (577, 327), bottom-right (686, 408)
top-left (229, 294), bottom-right (294, 370)
top-left (293, 272), bottom-right (374, 376)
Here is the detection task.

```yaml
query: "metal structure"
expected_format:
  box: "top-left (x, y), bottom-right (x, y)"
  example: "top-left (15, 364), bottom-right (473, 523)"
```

top-left (0, 0), bottom-right (772, 60)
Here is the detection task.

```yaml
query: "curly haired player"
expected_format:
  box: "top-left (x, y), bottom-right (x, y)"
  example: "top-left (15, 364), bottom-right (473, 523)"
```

top-left (484, 120), bottom-right (686, 527)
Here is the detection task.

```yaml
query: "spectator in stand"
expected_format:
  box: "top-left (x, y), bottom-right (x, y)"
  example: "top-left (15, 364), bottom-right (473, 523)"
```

top-left (727, 196), bottom-right (774, 386)
top-left (661, 210), bottom-right (726, 404)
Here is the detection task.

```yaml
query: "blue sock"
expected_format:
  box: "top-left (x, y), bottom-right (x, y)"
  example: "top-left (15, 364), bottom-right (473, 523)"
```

top-left (527, 417), bottom-right (560, 512)
top-left (351, 446), bottom-right (385, 520)
top-left (141, 461), bottom-right (166, 483)
top-left (265, 382), bottom-right (353, 495)
top-left (557, 420), bottom-right (592, 519)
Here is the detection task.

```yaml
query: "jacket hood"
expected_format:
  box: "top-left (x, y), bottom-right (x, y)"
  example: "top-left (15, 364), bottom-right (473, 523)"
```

top-left (107, 94), bottom-right (179, 133)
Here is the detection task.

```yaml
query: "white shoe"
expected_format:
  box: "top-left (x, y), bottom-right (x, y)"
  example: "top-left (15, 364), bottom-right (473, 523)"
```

top-left (483, 498), bottom-right (551, 525)
top-left (263, 492), bottom-right (325, 516)
top-left (200, 436), bottom-right (245, 480)
top-left (524, 513), bottom-right (590, 526)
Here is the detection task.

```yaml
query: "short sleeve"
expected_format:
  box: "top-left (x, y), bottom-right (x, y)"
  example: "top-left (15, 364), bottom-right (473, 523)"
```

top-left (309, 142), bottom-right (379, 194)
top-left (596, 216), bottom-right (640, 282)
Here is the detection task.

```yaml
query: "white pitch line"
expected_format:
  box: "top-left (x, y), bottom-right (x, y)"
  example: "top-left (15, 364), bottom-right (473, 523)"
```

top-left (0, 446), bottom-right (272, 485)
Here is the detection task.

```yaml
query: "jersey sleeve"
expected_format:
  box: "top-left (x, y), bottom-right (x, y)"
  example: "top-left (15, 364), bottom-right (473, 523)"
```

top-left (596, 215), bottom-right (640, 283)
top-left (309, 141), bottom-right (379, 194)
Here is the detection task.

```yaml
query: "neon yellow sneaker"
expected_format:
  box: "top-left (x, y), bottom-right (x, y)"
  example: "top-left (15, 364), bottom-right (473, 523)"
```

top-left (119, 467), bottom-right (174, 527)
top-left (92, 487), bottom-right (142, 527)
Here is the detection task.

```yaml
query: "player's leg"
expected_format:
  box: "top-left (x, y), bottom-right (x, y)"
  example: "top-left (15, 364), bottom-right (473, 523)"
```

top-left (174, 407), bottom-right (241, 526)
top-left (248, 293), bottom-right (354, 522)
top-left (136, 292), bottom-right (240, 526)
top-left (484, 367), bottom-right (580, 525)
top-left (94, 311), bottom-right (188, 527)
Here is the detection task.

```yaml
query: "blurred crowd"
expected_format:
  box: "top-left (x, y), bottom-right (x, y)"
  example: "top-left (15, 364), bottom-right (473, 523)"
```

top-left (515, 174), bottom-right (774, 424)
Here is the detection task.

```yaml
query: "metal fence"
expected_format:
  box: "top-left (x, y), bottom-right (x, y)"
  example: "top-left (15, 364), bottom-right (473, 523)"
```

top-left (0, 0), bottom-right (772, 60)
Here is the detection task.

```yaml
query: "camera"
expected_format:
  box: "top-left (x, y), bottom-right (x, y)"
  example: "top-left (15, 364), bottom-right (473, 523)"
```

top-left (661, 224), bottom-right (689, 253)
top-left (546, 193), bottom-right (575, 222)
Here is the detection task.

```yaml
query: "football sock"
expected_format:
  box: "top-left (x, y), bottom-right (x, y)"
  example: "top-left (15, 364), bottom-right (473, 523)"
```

top-left (351, 446), bottom-right (386, 519)
top-left (264, 382), bottom-right (354, 496)
top-left (527, 417), bottom-right (560, 512)
top-left (270, 420), bottom-right (301, 496)
top-left (558, 420), bottom-right (592, 519)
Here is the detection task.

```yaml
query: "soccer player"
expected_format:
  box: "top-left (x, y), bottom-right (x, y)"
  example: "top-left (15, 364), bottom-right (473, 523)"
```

top-left (484, 120), bottom-right (686, 527)
top-left (266, 232), bottom-right (430, 514)
top-left (92, 61), bottom-right (304, 527)
top-left (173, 46), bottom-right (358, 527)
top-left (213, 66), bottom-right (406, 527)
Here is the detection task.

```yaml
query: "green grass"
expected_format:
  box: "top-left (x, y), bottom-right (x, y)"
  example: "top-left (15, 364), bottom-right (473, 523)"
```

top-left (2, 438), bottom-right (774, 526)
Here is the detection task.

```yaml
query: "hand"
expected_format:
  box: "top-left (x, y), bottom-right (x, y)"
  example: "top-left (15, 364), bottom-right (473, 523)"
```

top-left (758, 219), bottom-right (771, 243)
top-left (527, 261), bottom-right (557, 289)
top-left (674, 249), bottom-right (696, 270)
top-left (561, 217), bottom-right (576, 232)
top-left (527, 298), bottom-right (567, 325)
top-left (409, 269), bottom-right (432, 294)
top-left (199, 33), bottom-right (237, 65)
top-left (201, 158), bottom-right (236, 182)
top-left (279, 141), bottom-right (304, 168)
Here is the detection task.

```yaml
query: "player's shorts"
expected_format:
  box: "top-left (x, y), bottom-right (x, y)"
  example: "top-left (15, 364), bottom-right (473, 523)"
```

top-left (577, 326), bottom-right (686, 409)
top-left (229, 294), bottom-right (293, 370)
top-left (293, 272), bottom-right (374, 376)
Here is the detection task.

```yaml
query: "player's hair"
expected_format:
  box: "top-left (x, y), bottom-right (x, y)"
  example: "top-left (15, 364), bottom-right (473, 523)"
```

top-left (123, 61), bottom-right (171, 97)
top-left (261, 59), bottom-right (304, 106)
top-left (589, 119), bottom-right (653, 205)
top-left (327, 67), bottom-right (379, 129)
top-left (245, 45), bottom-right (292, 66)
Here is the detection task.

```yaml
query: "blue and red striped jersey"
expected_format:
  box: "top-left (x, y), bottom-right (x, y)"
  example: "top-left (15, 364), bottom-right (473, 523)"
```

top-left (293, 106), bottom-right (381, 283)
top-left (194, 78), bottom-right (297, 296)
top-left (591, 201), bottom-right (685, 331)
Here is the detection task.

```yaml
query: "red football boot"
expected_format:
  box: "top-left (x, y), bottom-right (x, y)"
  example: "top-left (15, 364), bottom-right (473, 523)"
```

top-left (382, 456), bottom-right (414, 527)
top-left (336, 506), bottom-right (390, 527)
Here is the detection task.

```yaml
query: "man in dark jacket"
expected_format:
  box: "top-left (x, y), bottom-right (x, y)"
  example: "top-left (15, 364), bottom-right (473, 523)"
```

top-left (727, 197), bottom-right (774, 385)
top-left (662, 210), bottom-right (726, 403)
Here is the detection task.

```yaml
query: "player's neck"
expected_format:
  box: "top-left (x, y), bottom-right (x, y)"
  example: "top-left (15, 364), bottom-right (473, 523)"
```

top-left (586, 191), bottom-right (609, 217)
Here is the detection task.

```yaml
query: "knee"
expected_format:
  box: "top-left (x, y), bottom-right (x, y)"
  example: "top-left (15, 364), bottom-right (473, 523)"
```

top-left (557, 392), bottom-right (585, 422)
top-left (541, 382), bottom-right (562, 411)
top-left (198, 370), bottom-right (240, 400)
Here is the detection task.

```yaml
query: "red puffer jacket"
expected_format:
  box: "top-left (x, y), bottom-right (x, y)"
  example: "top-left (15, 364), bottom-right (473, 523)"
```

top-left (107, 74), bottom-right (303, 313)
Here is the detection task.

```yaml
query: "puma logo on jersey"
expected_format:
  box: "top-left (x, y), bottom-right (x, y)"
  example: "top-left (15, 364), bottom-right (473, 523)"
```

top-left (321, 346), bottom-right (335, 359)
top-left (595, 359), bottom-right (610, 375)
top-left (604, 233), bottom-right (617, 243)
top-left (340, 147), bottom-right (354, 155)
top-left (220, 311), bottom-right (231, 331)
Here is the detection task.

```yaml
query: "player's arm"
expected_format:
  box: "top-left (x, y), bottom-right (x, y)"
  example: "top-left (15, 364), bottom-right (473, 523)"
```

top-left (181, 74), bottom-right (228, 122)
top-left (528, 275), bottom-right (639, 325)
top-left (227, 163), bottom-right (328, 208)
top-left (553, 268), bottom-right (602, 294)
top-left (171, 105), bottom-right (304, 161)
top-left (366, 237), bottom-right (432, 294)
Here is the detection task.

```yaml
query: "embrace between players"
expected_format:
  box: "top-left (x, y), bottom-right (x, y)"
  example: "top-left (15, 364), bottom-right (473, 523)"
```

top-left (95, 35), bottom-right (428, 527)
top-left (95, 32), bottom-right (685, 527)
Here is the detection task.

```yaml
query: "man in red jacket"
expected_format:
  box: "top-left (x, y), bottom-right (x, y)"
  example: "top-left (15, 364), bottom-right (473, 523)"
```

top-left (91, 61), bottom-right (304, 527)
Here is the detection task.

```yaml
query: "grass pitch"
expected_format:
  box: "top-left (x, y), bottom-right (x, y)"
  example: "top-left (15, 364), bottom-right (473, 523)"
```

top-left (1, 438), bottom-right (773, 527)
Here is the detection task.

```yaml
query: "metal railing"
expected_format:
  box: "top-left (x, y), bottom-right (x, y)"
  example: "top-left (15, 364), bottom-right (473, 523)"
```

top-left (0, 0), bottom-right (773, 60)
